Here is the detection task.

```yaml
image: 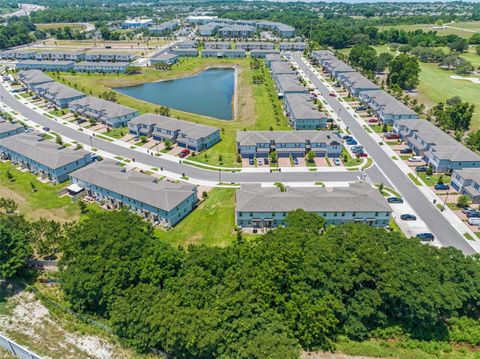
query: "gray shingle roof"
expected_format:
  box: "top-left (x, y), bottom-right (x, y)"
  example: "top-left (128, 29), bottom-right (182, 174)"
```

top-left (338, 72), bottom-right (379, 90)
top-left (284, 93), bottom-right (328, 120)
top-left (16, 60), bottom-right (74, 66)
top-left (70, 159), bottom-right (196, 211)
top-left (18, 70), bottom-right (53, 85)
top-left (33, 81), bottom-right (84, 100)
top-left (276, 74), bottom-right (306, 93)
top-left (75, 61), bottom-right (129, 67)
top-left (129, 113), bottom-right (219, 140)
top-left (0, 132), bottom-right (90, 169)
top-left (270, 61), bottom-right (295, 75)
top-left (0, 121), bottom-right (24, 135)
top-left (265, 54), bottom-right (283, 62)
top-left (237, 183), bottom-right (391, 212)
top-left (69, 96), bottom-right (138, 119)
top-left (237, 130), bottom-right (342, 146)
top-left (362, 90), bottom-right (417, 116)
top-left (454, 169), bottom-right (480, 184)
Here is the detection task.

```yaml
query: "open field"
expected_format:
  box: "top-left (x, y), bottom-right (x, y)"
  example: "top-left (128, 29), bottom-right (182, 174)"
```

top-left (377, 21), bottom-right (480, 38)
top-left (34, 38), bottom-right (169, 51)
top-left (53, 57), bottom-right (289, 167)
top-left (35, 22), bottom-right (87, 32)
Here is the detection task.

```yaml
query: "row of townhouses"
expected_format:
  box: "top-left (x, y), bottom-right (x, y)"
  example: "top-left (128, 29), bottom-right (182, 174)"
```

top-left (393, 119), bottom-right (480, 173)
top-left (165, 47), bottom-right (283, 59)
top-left (16, 60), bottom-right (131, 73)
top-left (236, 183), bottom-right (391, 228)
top-left (236, 130), bottom-right (343, 159)
top-left (267, 54), bottom-right (329, 130)
top-left (312, 50), bottom-right (418, 124)
top-left (2, 49), bottom-right (137, 63)
top-left (128, 113), bottom-right (221, 152)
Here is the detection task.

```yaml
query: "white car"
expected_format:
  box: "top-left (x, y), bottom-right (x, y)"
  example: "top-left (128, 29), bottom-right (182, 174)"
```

top-left (333, 158), bottom-right (341, 166)
top-left (257, 159), bottom-right (263, 166)
top-left (468, 218), bottom-right (480, 226)
top-left (408, 156), bottom-right (422, 162)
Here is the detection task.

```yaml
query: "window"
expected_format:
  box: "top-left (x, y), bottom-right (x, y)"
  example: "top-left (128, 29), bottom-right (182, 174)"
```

top-left (341, 212), bottom-right (345, 217)
top-left (334, 212), bottom-right (337, 217)
top-left (239, 212), bottom-right (243, 217)
top-left (375, 212), bottom-right (379, 217)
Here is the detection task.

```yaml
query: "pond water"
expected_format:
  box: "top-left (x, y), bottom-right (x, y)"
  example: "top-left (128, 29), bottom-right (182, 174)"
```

top-left (115, 67), bottom-right (235, 120)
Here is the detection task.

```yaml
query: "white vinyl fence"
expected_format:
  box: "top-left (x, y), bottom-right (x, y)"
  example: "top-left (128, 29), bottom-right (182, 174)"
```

top-left (0, 334), bottom-right (43, 359)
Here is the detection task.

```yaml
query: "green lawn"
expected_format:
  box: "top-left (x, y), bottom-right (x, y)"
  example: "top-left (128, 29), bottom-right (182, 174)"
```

top-left (408, 173), bottom-right (422, 186)
top-left (377, 22), bottom-right (480, 38)
top-left (103, 127), bottom-right (129, 139)
top-left (155, 188), bottom-right (238, 247)
top-left (52, 58), bottom-right (290, 168)
top-left (417, 172), bottom-right (451, 187)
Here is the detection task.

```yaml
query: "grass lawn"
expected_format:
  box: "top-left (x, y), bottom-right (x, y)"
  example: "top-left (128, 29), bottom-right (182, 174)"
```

top-left (103, 127), bottom-right (129, 139)
top-left (377, 22), bottom-right (480, 38)
top-left (155, 188), bottom-right (238, 247)
top-left (49, 109), bottom-right (69, 117)
top-left (35, 22), bottom-right (87, 32)
top-left (408, 173), bottom-right (422, 186)
top-left (417, 172), bottom-right (451, 187)
top-left (52, 58), bottom-right (290, 167)
top-left (342, 148), bottom-right (362, 167)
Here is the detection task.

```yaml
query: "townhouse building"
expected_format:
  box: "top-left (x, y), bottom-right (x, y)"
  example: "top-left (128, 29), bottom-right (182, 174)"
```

top-left (204, 42), bottom-right (231, 49)
top-left (337, 72), bottom-right (380, 97)
top-left (393, 119), bottom-right (480, 173)
top-left (74, 61), bottom-right (129, 73)
top-left (312, 50), bottom-right (336, 66)
top-left (322, 58), bottom-right (355, 78)
top-left (279, 42), bottom-right (307, 51)
top-left (265, 53), bottom-right (284, 67)
top-left (276, 24), bottom-right (295, 38)
top-left (359, 90), bottom-right (418, 124)
top-left (451, 169), bottom-right (480, 203)
top-left (250, 49), bottom-right (280, 58)
top-left (68, 96), bottom-right (139, 128)
top-left (149, 20), bottom-right (179, 36)
top-left (169, 47), bottom-right (199, 57)
top-left (284, 93), bottom-right (328, 130)
top-left (16, 60), bottom-right (74, 72)
top-left (177, 40), bottom-right (197, 48)
top-left (0, 121), bottom-right (24, 139)
top-left (236, 130), bottom-right (343, 159)
top-left (236, 183), bottom-right (391, 229)
top-left (218, 24), bottom-right (256, 38)
top-left (0, 49), bottom-right (36, 60)
top-left (269, 61), bottom-right (295, 78)
top-left (84, 52), bottom-right (137, 62)
top-left (32, 81), bottom-right (85, 108)
top-left (201, 49), bottom-right (246, 58)
top-left (70, 160), bottom-right (198, 227)
top-left (35, 51), bottom-right (85, 62)
top-left (198, 22), bottom-right (221, 36)
top-left (235, 42), bottom-right (274, 50)
top-left (186, 15), bottom-right (218, 25)
top-left (150, 53), bottom-right (178, 65)
top-left (0, 132), bottom-right (92, 183)
top-left (128, 113), bottom-right (220, 152)
top-left (123, 18), bottom-right (154, 28)
top-left (275, 74), bottom-right (307, 96)
top-left (18, 70), bottom-right (53, 89)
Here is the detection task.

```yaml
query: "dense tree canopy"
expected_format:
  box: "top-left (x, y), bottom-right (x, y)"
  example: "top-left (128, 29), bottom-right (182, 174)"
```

top-left (59, 210), bottom-right (480, 358)
top-left (387, 54), bottom-right (420, 90)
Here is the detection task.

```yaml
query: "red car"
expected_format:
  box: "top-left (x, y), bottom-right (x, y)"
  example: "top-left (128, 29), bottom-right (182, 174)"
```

top-left (385, 133), bottom-right (400, 140)
top-left (329, 93), bottom-right (337, 97)
top-left (368, 118), bottom-right (378, 123)
top-left (359, 153), bottom-right (368, 157)
top-left (178, 149), bottom-right (190, 158)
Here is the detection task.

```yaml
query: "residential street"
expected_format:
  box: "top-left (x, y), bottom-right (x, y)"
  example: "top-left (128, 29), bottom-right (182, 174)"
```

top-left (291, 53), bottom-right (476, 255)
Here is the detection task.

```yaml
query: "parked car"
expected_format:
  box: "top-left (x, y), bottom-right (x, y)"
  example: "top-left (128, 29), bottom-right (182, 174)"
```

top-left (42, 127), bottom-right (50, 132)
top-left (358, 153), bottom-right (368, 157)
top-left (329, 93), bottom-right (337, 97)
top-left (346, 140), bottom-right (358, 145)
top-left (257, 159), bottom-right (263, 165)
top-left (415, 166), bottom-right (429, 172)
top-left (351, 145), bottom-right (364, 152)
top-left (342, 135), bottom-right (353, 140)
top-left (368, 118), bottom-right (378, 123)
top-left (408, 156), bottom-right (422, 162)
top-left (385, 133), bottom-right (400, 140)
top-left (76, 118), bottom-right (86, 124)
top-left (400, 148), bottom-right (413, 154)
top-left (293, 157), bottom-right (299, 165)
top-left (416, 233), bottom-right (434, 241)
top-left (468, 218), bottom-right (480, 226)
top-left (400, 214), bottom-right (417, 221)
top-left (466, 211), bottom-right (480, 218)
top-left (178, 149), bottom-right (190, 158)
top-left (434, 183), bottom-right (450, 190)
top-left (264, 158), bottom-right (269, 165)
top-left (355, 106), bottom-right (367, 111)
top-left (333, 158), bottom-right (341, 166)
top-left (462, 208), bottom-right (477, 214)
top-left (248, 158), bottom-right (254, 166)
top-left (387, 197), bottom-right (403, 204)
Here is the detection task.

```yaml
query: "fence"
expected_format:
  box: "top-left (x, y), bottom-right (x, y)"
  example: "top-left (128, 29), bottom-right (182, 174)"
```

top-left (0, 334), bottom-right (43, 359)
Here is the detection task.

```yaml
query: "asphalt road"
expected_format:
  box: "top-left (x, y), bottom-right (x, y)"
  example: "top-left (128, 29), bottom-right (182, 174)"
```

top-left (0, 85), bottom-right (378, 185)
top-left (292, 54), bottom-right (475, 254)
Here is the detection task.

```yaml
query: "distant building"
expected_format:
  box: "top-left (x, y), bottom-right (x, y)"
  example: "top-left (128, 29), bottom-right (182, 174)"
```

top-left (337, 72), bottom-right (380, 97)
top-left (32, 81), bottom-right (85, 108)
top-left (35, 50), bottom-right (85, 62)
top-left (265, 53), bottom-right (284, 67)
top-left (0, 132), bottom-right (92, 183)
top-left (218, 24), bottom-right (256, 38)
top-left (84, 52), bottom-right (137, 63)
top-left (74, 61), bottom-right (130, 74)
top-left (18, 70), bottom-right (53, 89)
top-left (236, 183), bottom-right (391, 228)
top-left (70, 160), bottom-right (198, 227)
top-left (236, 130), bottom-right (342, 159)
top-left (128, 113), bottom-right (221, 152)
top-left (235, 42), bottom-right (274, 50)
top-left (279, 42), bottom-right (307, 51)
top-left (198, 22), bottom-right (221, 36)
top-left (269, 61), bottom-right (295, 78)
top-left (275, 74), bottom-right (306, 96)
top-left (123, 18), bottom-right (153, 28)
top-left (177, 40), bottom-right (197, 48)
top-left (150, 53), bottom-right (178, 66)
top-left (169, 47), bottom-right (199, 57)
top-left (149, 20), bottom-right (179, 36)
top-left (250, 49), bottom-right (280, 58)
top-left (0, 121), bottom-right (24, 139)
top-left (68, 96), bottom-right (139, 128)
top-left (204, 42), bottom-right (231, 49)
top-left (16, 60), bottom-right (74, 72)
top-left (202, 49), bottom-right (246, 58)
top-left (359, 90), bottom-right (417, 124)
top-left (0, 49), bottom-right (36, 60)
top-left (186, 15), bottom-right (218, 24)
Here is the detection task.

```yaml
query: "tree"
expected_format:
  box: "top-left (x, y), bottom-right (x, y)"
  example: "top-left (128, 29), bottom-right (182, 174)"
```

top-left (348, 44), bottom-right (377, 72)
top-left (387, 54), bottom-right (420, 90)
top-left (125, 66), bottom-right (141, 75)
top-left (457, 195), bottom-right (471, 208)
top-left (433, 97), bottom-right (475, 131)
top-left (470, 33), bottom-right (480, 45)
top-left (6, 170), bottom-right (14, 182)
top-left (32, 219), bottom-right (64, 258)
top-left (269, 151), bottom-right (278, 164)
top-left (306, 150), bottom-right (315, 163)
top-left (0, 213), bottom-right (32, 279)
top-left (30, 181), bottom-right (36, 193)
top-left (78, 200), bottom-right (88, 214)
top-left (164, 139), bottom-right (172, 150)
top-left (476, 45), bottom-right (480, 56)
top-left (375, 52), bottom-right (394, 73)
top-left (449, 38), bottom-right (469, 53)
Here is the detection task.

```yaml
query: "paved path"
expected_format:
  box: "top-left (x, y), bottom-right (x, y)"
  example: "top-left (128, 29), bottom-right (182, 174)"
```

top-left (0, 84), bottom-right (381, 185)
top-left (291, 53), bottom-right (476, 255)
